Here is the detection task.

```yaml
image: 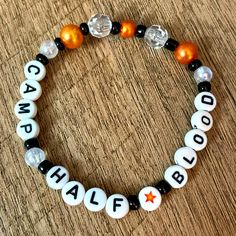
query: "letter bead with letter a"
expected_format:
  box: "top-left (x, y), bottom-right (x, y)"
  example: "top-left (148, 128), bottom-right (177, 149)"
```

top-left (62, 181), bottom-right (85, 206)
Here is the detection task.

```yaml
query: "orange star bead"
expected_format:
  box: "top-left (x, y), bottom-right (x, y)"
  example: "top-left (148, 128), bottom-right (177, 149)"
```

top-left (120, 20), bottom-right (136, 38)
top-left (145, 191), bottom-right (157, 203)
top-left (174, 41), bottom-right (198, 65)
top-left (60, 24), bottom-right (84, 49)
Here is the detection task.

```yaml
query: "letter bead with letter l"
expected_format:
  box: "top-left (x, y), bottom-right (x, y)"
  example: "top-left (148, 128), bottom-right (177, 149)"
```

top-left (174, 147), bottom-right (197, 169)
top-left (84, 188), bottom-right (107, 212)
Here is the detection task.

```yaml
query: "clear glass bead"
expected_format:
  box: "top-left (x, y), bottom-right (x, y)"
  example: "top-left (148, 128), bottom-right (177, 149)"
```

top-left (24, 147), bottom-right (46, 168)
top-left (88, 13), bottom-right (112, 38)
top-left (39, 40), bottom-right (59, 59)
top-left (194, 66), bottom-right (213, 84)
top-left (144, 25), bottom-right (168, 49)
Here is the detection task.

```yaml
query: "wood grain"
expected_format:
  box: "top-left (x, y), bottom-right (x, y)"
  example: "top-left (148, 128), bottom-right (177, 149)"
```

top-left (0, 0), bottom-right (236, 235)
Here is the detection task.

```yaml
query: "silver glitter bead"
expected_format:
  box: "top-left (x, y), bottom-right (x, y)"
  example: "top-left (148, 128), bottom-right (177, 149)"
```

top-left (144, 25), bottom-right (168, 49)
top-left (194, 66), bottom-right (213, 84)
top-left (88, 13), bottom-right (112, 38)
top-left (24, 147), bottom-right (46, 168)
top-left (39, 40), bottom-right (59, 59)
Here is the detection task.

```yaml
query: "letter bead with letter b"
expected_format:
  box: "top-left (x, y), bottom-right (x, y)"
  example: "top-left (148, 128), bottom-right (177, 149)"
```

top-left (164, 165), bottom-right (188, 188)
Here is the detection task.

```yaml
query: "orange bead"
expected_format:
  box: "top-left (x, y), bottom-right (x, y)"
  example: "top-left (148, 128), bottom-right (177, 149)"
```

top-left (60, 24), bottom-right (84, 49)
top-left (174, 42), bottom-right (198, 65)
top-left (120, 20), bottom-right (136, 38)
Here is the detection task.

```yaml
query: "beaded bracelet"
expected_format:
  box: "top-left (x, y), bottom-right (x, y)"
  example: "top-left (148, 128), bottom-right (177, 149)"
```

top-left (14, 13), bottom-right (216, 219)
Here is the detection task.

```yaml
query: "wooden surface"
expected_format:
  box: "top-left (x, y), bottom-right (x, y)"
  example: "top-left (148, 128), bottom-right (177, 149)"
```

top-left (0, 0), bottom-right (236, 235)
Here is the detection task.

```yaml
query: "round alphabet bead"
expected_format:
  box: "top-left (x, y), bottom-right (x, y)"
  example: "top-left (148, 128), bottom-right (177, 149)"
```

top-left (184, 129), bottom-right (207, 151)
top-left (20, 79), bottom-right (42, 101)
top-left (14, 99), bottom-right (37, 120)
top-left (164, 165), bottom-right (188, 188)
top-left (16, 118), bottom-right (40, 141)
top-left (24, 60), bottom-right (46, 81)
top-left (84, 188), bottom-right (107, 212)
top-left (194, 92), bottom-right (216, 112)
top-left (138, 186), bottom-right (161, 211)
top-left (62, 181), bottom-right (85, 206)
top-left (46, 166), bottom-right (69, 190)
top-left (174, 146), bottom-right (197, 169)
top-left (191, 110), bottom-right (213, 132)
top-left (105, 194), bottom-right (129, 219)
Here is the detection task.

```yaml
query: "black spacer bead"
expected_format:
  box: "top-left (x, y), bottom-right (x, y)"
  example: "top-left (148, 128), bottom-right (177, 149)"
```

top-left (188, 59), bottom-right (202, 72)
top-left (135, 25), bottom-right (147, 38)
top-left (38, 160), bottom-right (54, 175)
top-left (127, 195), bottom-right (140, 210)
top-left (155, 180), bottom-right (172, 195)
top-left (198, 81), bottom-right (211, 92)
top-left (164, 38), bottom-right (179, 51)
top-left (80, 23), bottom-right (89, 35)
top-left (54, 37), bottom-right (65, 51)
top-left (24, 138), bottom-right (40, 150)
top-left (111, 22), bottom-right (121, 35)
top-left (36, 53), bottom-right (49, 65)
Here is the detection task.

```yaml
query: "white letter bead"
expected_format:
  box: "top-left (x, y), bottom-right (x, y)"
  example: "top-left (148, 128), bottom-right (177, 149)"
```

top-left (164, 165), bottom-right (188, 188)
top-left (84, 188), bottom-right (107, 212)
top-left (174, 147), bottom-right (197, 169)
top-left (24, 60), bottom-right (46, 81)
top-left (62, 181), bottom-right (85, 206)
top-left (46, 166), bottom-right (69, 190)
top-left (105, 194), bottom-right (129, 219)
top-left (191, 110), bottom-right (213, 132)
top-left (14, 99), bottom-right (37, 120)
top-left (194, 92), bottom-right (216, 112)
top-left (20, 79), bottom-right (42, 101)
top-left (138, 186), bottom-right (161, 211)
top-left (184, 129), bottom-right (207, 151)
top-left (16, 118), bottom-right (40, 141)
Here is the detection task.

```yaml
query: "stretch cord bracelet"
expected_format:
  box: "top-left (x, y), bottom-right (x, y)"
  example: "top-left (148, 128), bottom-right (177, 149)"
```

top-left (14, 13), bottom-right (216, 219)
